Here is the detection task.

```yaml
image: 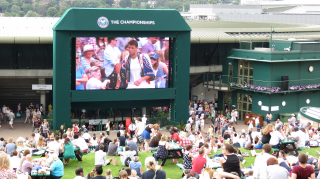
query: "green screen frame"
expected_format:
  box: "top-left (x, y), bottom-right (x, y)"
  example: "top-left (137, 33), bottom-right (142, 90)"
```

top-left (53, 8), bottom-right (191, 130)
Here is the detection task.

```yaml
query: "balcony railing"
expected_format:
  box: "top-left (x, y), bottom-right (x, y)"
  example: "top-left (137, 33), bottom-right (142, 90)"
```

top-left (203, 73), bottom-right (320, 93)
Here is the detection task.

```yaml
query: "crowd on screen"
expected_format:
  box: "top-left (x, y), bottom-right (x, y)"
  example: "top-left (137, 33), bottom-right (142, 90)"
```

top-left (75, 37), bottom-right (169, 90)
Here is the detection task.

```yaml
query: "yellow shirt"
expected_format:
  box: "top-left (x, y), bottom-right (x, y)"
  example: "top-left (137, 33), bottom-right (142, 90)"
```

top-left (48, 104), bottom-right (53, 111)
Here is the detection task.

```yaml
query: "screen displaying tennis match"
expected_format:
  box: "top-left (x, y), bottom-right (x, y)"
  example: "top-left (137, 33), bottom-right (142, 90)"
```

top-left (75, 37), bottom-right (170, 90)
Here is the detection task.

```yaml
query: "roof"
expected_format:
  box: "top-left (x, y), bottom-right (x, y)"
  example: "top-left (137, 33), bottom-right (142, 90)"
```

top-left (53, 8), bottom-right (191, 31)
top-left (2, 16), bottom-right (320, 44)
top-left (300, 107), bottom-right (320, 122)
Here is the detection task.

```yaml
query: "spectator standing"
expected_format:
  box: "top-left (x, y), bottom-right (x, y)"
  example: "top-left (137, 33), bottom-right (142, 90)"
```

top-left (128, 123), bottom-right (136, 138)
top-left (266, 113), bottom-right (273, 125)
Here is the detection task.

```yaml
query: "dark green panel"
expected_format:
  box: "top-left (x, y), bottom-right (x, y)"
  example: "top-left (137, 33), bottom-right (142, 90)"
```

top-left (71, 99), bottom-right (171, 110)
top-left (71, 88), bottom-right (176, 102)
top-left (53, 8), bottom-right (191, 31)
top-left (300, 61), bottom-right (320, 85)
top-left (253, 62), bottom-right (271, 87)
top-left (175, 32), bottom-right (190, 123)
top-left (218, 91), bottom-right (223, 111)
top-left (53, 31), bottom-right (72, 130)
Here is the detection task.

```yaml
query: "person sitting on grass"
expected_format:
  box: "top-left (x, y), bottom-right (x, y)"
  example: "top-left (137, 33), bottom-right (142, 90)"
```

top-left (266, 157), bottom-right (289, 179)
top-left (89, 166), bottom-right (105, 179)
top-left (217, 144), bottom-right (242, 178)
top-left (129, 156), bottom-right (143, 177)
top-left (107, 138), bottom-right (118, 156)
top-left (74, 167), bottom-right (89, 179)
top-left (95, 145), bottom-right (112, 167)
top-left (291, 153), bottom-right (316, 179)
top-left (119, 146), bottom-right (136, 166)
top-left (190, 148), bottom-right (207, 178)
top-left (142, 156), bottom-right (166, 179)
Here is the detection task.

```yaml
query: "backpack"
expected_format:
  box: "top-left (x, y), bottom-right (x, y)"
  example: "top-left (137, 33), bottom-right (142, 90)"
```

top-left (117, 131), bottom-right (120, 137)
top-left (124, 157), bottom-right (131, 167)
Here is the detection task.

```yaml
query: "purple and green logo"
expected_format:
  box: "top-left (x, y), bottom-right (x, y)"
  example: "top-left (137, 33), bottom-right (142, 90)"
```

top-left (97, 16), bottom-right (109, 28)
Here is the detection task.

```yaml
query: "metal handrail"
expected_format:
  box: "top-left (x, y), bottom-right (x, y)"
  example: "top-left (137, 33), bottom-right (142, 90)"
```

top-left (203, 73), bottom-right (232, 90)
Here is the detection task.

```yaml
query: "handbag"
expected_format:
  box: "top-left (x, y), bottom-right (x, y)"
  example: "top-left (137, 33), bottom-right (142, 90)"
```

top-left (112, 157), bottom-right (118, 166)
top-left (16, 112), bottom-right (21, 117)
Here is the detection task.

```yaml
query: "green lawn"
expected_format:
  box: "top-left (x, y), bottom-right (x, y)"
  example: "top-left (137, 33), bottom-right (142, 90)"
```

top-left (34, 151), bottom-right (184, 179)
top-left (33, 147), bottom-right (316, 179)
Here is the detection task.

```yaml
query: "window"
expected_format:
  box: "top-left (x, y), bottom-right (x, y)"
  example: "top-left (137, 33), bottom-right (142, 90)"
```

top-left (238, 60), bottom-right (253, 85)
top-left (237, 93), bottom-right (252, 121)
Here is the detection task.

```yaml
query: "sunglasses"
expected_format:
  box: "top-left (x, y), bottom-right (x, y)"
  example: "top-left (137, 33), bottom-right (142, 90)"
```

top-left (151, 58), bottom-right (157, 61)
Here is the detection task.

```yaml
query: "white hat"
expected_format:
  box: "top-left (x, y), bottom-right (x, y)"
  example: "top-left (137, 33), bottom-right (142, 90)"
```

top-left (292, 114), bottom-right (295, 116)
top-left (82, 125), bottom-right (86, 127)
top-left (242, 129), bottom-right (245, 133)
top-left (252, 117), bottom-right (255, 119)
top-left (82, 45), bottom-right (94, 54)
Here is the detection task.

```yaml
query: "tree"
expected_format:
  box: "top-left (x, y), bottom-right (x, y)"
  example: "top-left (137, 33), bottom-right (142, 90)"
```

top-left (36, 5), bottom-right (47, 16)
top-left (0, 0), bottom-right (10, 13)
top-left (32, 11), bottom-right (39, 17)
top-left (233, 0), bottom-right (240, 5)
top-left (46, 7), bottom-right (58, 17)
top-left (119, 0), bottom-right (132, 8)
top-left (4, 11), bottom-right (11, 16)
top-left (59, 4), bottom-right (68, 14)
top-left (26, 10), bottom-right (33, 16)
top-left (208, 0), bottom-right (219, 3)
top-left (22, 3), bottom-right (33, 13)
top-left (18, 10), bottom-right (24, 16)
top-left (105, 0), bottom-right (113, 6)
top-left (10, 5), bottom-right (21, 14)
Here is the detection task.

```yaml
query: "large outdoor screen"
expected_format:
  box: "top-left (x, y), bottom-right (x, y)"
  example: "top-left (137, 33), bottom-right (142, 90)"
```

top-left (75, 37), bottom-right (170, 90)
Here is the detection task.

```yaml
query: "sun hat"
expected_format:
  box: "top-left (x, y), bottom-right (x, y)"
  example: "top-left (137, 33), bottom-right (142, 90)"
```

top-left (82, 45), bottom-right (94, 54)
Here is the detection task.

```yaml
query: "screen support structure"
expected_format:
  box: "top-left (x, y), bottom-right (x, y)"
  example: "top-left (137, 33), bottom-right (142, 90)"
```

top-left (53, 8), bottom-right (191, 130)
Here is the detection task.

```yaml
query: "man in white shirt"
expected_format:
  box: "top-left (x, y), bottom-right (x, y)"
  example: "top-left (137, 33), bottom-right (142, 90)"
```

top-left (86, 67), bottom-right (109, 90)
top-left (142, 114), bottom-right (147, 125)
top-left (73, 133), bottom-right (89, 154)
top-left (253, 144), bottom-right (275, 179)
top-left (288, 114), bottom-right (296, 126)
top-left (128, 123), bottom-right (136, 138)
top-left (269, 126), bottom-right (284, 148)
top-left (2, 105), bottom-right (6, 117)
top-left (47, 136), bottom-right (61, 157)
top-left (95, 145), bottom-right (112, 166)
top-left (74, 167), bottom-right (86, 179)
top-left (275, 119), bottom-right (283, 129)
top-left (185, 122), bottom-right (191, 132)
top-left (82, 131), bottom-right (91, 143)
top-left (291, 126), bottom-right (306, 148)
